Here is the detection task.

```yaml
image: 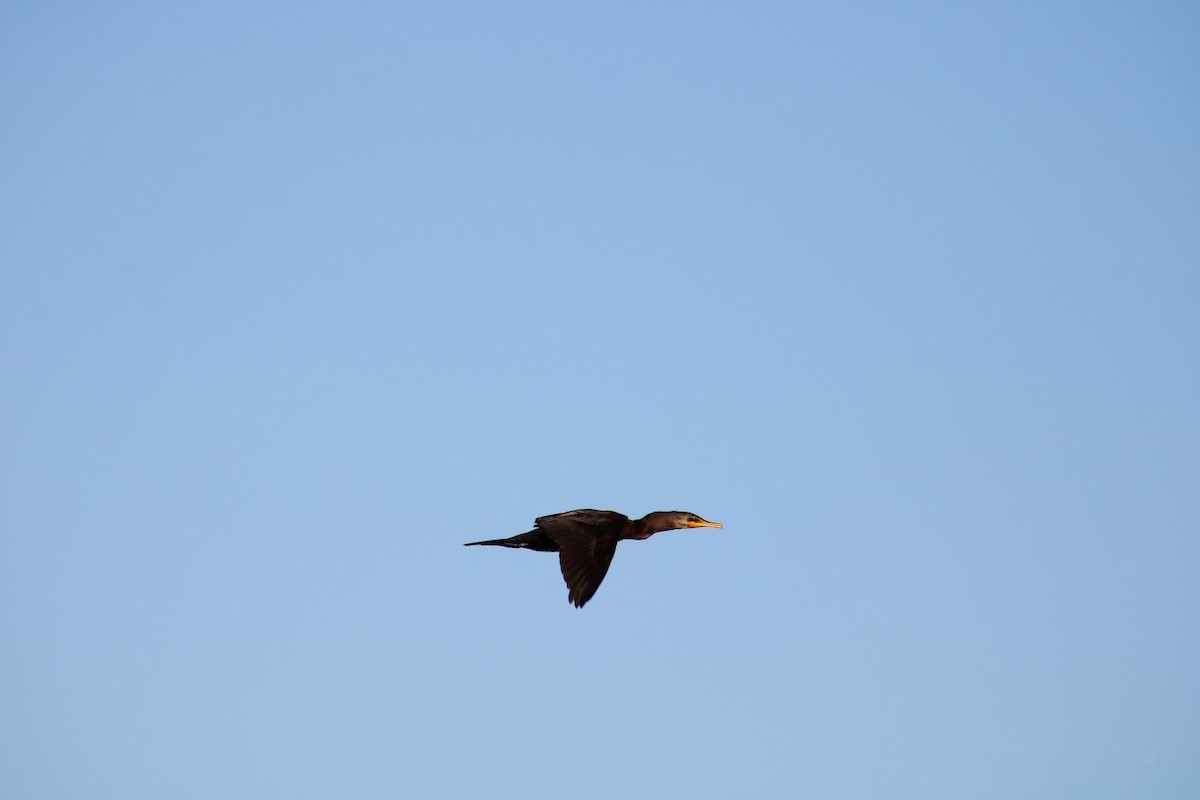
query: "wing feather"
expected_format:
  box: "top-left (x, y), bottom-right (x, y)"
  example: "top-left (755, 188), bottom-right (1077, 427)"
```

top-left (536, 510), bottom-right (626, 607)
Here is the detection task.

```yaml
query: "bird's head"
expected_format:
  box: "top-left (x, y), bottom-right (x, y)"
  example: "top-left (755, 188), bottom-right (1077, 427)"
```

top-left (640, 511), bottom-right (723, 534)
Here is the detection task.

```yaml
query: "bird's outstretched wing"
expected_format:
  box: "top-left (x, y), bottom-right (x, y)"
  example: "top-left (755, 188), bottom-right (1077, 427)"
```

top-left (535, 510), bottom-right (628, 607)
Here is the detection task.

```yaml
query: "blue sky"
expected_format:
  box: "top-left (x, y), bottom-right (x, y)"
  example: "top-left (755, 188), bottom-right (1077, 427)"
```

top-left (2, 3), bottom-right (1198, 798)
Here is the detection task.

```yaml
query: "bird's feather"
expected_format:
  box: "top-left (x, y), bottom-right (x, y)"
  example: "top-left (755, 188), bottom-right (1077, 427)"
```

top-left (536, 510), bottom-right (628, 607)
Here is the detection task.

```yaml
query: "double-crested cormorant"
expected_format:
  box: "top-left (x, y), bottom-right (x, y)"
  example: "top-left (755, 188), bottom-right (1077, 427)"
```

top-left (464, 509), bottom-right (723, 607)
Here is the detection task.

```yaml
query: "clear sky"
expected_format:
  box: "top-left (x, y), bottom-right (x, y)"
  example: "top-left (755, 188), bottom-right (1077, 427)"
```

top-left (2, 3), bottom-right (1198, 798)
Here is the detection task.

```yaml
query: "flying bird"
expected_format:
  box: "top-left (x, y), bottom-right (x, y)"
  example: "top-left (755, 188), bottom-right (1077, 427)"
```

top-left (464, 508), bottom-right (723, 607)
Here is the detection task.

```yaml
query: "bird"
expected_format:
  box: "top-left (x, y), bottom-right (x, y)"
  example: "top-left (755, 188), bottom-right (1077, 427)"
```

top-left (464, 509), bottom-right (723, 607)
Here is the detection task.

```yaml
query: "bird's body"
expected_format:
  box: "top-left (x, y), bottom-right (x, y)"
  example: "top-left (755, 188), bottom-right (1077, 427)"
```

top-left (465, 508), bottom-right (722, 607)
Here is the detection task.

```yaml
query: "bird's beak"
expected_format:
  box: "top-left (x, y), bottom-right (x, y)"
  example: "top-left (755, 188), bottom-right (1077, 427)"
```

top-left (687, 520), bottom-right (723, 529)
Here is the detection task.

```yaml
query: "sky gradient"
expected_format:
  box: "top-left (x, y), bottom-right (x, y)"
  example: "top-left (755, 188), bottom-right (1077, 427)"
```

top-left (3, 3), bottom-right (1198, 798)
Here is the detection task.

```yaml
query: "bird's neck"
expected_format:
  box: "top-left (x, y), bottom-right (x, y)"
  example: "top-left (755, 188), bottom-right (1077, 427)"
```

top-left (626, 517), bottom-right (660, 540)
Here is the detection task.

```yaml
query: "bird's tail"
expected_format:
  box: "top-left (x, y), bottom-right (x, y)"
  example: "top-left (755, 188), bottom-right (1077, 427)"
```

top-left (463, 530), bottom-right (557, 551)
top-left (463, 537), bottom-right (517, 547)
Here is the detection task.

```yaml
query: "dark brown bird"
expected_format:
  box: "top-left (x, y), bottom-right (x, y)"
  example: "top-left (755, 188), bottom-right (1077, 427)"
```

top-left (464, 509), bottom-right (723, 607)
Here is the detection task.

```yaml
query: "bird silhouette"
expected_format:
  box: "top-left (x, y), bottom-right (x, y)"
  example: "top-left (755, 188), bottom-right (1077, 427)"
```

top-left (465, 508), bottom-right (722, 607)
